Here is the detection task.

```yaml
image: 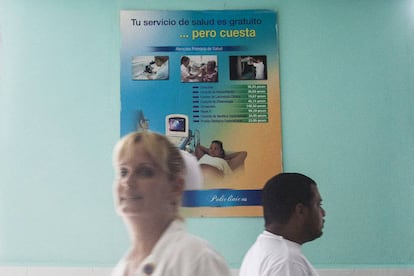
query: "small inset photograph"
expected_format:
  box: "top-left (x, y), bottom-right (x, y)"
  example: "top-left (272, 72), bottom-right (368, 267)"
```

top-left (229, 55), bottom-right (267, 80)
top-left (131, 56), bottom-right (169, 80)
top-left (180, 55), bottom-right (218, 83)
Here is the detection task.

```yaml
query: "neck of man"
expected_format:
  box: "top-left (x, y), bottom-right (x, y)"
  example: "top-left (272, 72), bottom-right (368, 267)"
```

top-left (266, 222), bottom-right (306, 245)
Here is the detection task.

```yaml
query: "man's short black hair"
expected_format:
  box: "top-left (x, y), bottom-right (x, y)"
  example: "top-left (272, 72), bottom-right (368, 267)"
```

top-left (262, 172), bottom-right (316, 226)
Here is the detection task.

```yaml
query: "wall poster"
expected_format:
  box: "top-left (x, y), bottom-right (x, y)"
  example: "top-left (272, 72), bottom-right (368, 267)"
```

top-left (120, 10), bottom-right (282, 217)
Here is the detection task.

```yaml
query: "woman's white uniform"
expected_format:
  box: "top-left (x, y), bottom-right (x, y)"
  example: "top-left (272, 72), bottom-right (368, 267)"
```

top-left (180, 63), bottom-right (191, 82)
top-left (111, 219), bottom-right (231, 276)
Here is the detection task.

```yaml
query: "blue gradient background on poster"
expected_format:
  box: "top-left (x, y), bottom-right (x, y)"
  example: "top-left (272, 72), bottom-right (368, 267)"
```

top-left (120, 10), bottom-right (278, 136)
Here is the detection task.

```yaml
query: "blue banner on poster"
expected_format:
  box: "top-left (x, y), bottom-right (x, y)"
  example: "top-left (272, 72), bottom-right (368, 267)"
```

top-left (182, 189), bottom-right (262, 207)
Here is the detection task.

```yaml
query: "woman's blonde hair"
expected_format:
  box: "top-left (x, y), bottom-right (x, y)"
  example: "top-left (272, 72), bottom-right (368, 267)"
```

top-left (113, 131), bottom-right (185, 180)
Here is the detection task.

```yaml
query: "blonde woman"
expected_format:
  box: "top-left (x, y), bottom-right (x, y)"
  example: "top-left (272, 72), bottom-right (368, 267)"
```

top-left (111, 131), bottom-right (231, 276)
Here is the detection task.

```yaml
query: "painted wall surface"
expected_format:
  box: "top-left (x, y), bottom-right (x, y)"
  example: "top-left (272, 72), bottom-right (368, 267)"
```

top-left (1, 0), bottom-right (413, 269)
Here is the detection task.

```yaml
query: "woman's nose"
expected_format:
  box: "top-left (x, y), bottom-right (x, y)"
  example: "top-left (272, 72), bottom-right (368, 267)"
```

top-left (126, 178), bottom-right (135, 188)
top-left (121, 175), bottom-right (134, 188)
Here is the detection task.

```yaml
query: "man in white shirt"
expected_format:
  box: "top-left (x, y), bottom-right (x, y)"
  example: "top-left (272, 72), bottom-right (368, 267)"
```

top-left (252, 57), bottom-right (265, 80)
top-left (149, 56), bottom-right (169, 80)
top-left (239, 173), bottom-right (326, 276)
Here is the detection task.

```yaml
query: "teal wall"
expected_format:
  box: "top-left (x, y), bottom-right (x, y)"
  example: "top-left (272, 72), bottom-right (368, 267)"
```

top-left (1, 0), bottom-right (413, 269)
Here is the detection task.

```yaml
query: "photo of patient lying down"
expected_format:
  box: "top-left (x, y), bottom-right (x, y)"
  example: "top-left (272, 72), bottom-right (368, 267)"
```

top-left (195, 140), bottom-right (247, 187)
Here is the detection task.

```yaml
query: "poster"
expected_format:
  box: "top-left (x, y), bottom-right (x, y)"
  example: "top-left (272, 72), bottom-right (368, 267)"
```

top-left (120, 10), bottom-right (282, 217)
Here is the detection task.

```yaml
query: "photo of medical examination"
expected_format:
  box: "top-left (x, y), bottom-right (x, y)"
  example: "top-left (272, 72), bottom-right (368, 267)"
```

top-left (131, 55), bottom-right (169, 80)
top-left (133, 110), bottom-right (248, 189)
top-left (229, 55), bottom-right (267, 80)
top-left (180, 55), bottom-right (218, 83)
top-left (163, 113), bottom-right (248, 188)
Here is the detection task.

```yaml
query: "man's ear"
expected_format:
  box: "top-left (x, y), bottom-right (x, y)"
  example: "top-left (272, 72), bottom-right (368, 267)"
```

top-left (294, 203), bottom-right (306, 218)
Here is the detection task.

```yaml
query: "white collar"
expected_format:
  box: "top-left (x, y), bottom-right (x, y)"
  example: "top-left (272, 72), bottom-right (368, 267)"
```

top-left (136, 219), bottom-right (185, 275)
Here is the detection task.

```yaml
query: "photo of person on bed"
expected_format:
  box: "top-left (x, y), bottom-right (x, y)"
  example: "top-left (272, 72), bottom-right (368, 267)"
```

top-left (195, 140), bottom-right (247, 185)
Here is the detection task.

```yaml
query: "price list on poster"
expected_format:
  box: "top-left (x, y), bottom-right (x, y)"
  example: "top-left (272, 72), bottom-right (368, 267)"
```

top-left (193, 84), bottom-right (268, 123)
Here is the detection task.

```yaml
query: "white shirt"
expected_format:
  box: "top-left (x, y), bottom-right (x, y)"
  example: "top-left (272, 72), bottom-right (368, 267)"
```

top-left (153, 61), bottom-right (168, 80)
top-left (112, 219), bottom-right (231, 276)
top-left (239, 231), bottom-right (319, 276)
top-left (253, 61), bottom-right (265, 79)
top-left (181, 64), bottom-right (190, 81)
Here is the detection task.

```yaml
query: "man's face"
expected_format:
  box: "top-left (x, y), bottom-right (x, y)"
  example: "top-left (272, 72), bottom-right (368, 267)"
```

top-left (303, 184), bottom-right (325, 242)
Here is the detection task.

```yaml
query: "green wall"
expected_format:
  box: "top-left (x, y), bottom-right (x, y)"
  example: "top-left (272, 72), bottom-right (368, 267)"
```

top-left (1, 0), bottom-right (413, 268)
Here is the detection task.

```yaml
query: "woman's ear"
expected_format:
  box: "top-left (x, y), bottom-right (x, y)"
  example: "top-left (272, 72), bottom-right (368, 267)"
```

top-left (172, 175), bottom-right (185, 195)
top-left (169, 175), bottom-right (185, 208)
